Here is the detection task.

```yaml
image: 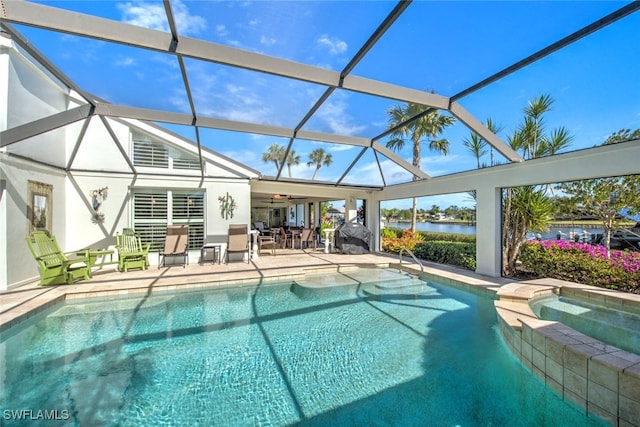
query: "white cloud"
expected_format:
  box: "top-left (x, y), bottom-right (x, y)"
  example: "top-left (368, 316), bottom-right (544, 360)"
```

top-left (260, 35), bottom-right (277, 46)
top-left (117, 0), bottom-right (206, 36)
top-left (216, 24), bottom-right (229, 37)
top-left (115, 56), bottom-right (136, 67)
top-left (317, 35), bottom-right (348, 55)
top-left (329, 144), bottom-right (356, 152)
top-left (316, 98), bottom-right (366, 136)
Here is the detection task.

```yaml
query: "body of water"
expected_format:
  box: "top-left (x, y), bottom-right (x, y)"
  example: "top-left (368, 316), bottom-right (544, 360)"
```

top-left (386, 221), bottom-right (604, 242)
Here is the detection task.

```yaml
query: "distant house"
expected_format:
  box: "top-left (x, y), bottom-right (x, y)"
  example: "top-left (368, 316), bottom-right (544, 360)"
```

top-left (327, 207), bottom-right (345, 225)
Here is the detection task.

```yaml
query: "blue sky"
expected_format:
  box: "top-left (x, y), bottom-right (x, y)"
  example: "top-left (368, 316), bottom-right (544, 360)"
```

top-left (17, 1), bottom-right (640, 208)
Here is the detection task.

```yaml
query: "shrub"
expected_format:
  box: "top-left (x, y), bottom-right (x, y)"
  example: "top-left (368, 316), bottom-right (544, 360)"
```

top-left (381, 229), bottom-right (424, 253)
top-left (519, 240), bottom-right (640, 293)
top-left (413, 241), bottom-right (477, 270)
top-left (381, 228), bottom-right (477, 270)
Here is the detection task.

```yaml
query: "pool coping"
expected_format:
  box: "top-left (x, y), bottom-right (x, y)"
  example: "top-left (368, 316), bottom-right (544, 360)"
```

top-left (495, 278), bottom-right (640, 426)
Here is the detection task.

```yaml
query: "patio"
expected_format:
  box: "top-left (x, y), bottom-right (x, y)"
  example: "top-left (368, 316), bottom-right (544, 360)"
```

top-left (0, 249), bottom-right (509, 333)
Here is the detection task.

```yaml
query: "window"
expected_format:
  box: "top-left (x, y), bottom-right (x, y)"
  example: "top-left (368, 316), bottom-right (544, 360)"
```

top-left (133, 140), bottom-right (168, 168)
top-left (173, 155), bottom-right (201, 170)
top-left (132, 190), bottom-right (204, 251)
top-left (132, 133), bottom-right (201, 170)
top-left (172, 192), bottom-right (205, 249)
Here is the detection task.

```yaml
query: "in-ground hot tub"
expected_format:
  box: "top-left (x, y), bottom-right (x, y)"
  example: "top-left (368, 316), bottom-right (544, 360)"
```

top-left (529, 293), bottom-right (640, 354)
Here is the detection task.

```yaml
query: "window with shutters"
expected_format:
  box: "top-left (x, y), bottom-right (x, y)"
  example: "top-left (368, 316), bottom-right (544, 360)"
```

top-left (132, 190), bottom-right (204, 252)
top-left (133, 140), bottom-right (169, 168)
top-left (172, 155), bottom-right (201, 170)
top-left (132, 133), bottom-right (201, 171)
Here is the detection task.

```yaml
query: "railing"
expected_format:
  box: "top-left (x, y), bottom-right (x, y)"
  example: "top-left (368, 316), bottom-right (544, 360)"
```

top-left (398, 247), bottom-right (424, 274)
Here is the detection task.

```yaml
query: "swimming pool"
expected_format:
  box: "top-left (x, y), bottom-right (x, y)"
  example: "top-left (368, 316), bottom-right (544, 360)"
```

top-left (530, 294), bottom-right (640, 354)
top-left (1, 268), bottom-right (605, 426)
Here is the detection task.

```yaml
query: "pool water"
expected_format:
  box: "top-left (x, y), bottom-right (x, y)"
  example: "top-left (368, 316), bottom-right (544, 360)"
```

top-left (530, 294), bottom-right (640, 355)
top-left (1, 268), bottom-right (606, 426)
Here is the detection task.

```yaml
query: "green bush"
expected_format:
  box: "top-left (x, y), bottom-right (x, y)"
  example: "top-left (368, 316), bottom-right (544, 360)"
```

top-left (413, 241), bottom-right (477, 270)
top-left (381, 227), bottom-right (477, 270)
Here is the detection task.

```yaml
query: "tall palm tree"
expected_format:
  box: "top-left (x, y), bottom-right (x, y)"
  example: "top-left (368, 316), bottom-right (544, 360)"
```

top-left (502, 94), bottom-right (573, 275)
top-left (463, 118), bottom-right (504, 168)
top-left (385, 101), bottom-right (456, 231)
top-left (463, 132), bottom-right (487, 169)
top-left (261, 144), bottom-right (285, 173)
top-left (285, 150), bottom-right (300, 178)
top-left (307, 148), bottom-right (333, 180)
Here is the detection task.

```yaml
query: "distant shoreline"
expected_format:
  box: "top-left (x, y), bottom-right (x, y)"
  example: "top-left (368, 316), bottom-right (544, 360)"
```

top-left (386, 220), bottom-right (635, 229)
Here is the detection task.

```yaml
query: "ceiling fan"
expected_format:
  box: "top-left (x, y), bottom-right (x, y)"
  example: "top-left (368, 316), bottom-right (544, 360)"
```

top-left (273, 194), bottom-right (305, 201)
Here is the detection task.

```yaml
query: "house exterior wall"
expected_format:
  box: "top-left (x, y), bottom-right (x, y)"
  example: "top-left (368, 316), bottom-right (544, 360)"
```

top-left (4, 38), bottom-right (69, 166)
top-left (0, 40), bottom-right (254, 290)
top-left (0, 155), bottom-right (68, 288)
top-left (1, 154), bottom-right (252, 290)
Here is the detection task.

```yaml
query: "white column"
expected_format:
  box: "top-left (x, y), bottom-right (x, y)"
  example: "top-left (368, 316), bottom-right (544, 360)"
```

top-left (475, 186), bottom-right (502, 277)
top-left (345, 196), bottom-right (358, 223)
top-left (250, 230), bottom-right (259, 260)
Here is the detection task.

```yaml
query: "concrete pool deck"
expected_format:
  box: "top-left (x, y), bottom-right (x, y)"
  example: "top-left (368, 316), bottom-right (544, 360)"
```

top-left (3, 249), bottom-right (640, 425)
top-left (0, 249), bottom-right (509, 332)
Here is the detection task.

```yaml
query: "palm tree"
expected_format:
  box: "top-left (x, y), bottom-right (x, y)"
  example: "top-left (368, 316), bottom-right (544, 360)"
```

top-left (463, 118), bottom-right (504, 168)
top-left (285, 150), bottom-right (300, 178)
top-left (502, 94), bottom-right (573, 275)
top-left (307, 148), bottom-right (333, 180)
top-left (261, 144), bottom-right (285, 173)
top-left (385, 101), bottom-right (456, 231)
top-left (463, 132), bottom-right (487, 169)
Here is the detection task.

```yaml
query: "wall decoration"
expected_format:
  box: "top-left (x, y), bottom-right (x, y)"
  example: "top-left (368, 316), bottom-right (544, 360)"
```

top-left (28, 181), bottom-right (52, 234)
top-left (89, 186), bottom-right (109, 223)
top-left (218, 192), bottom-right (237, 219)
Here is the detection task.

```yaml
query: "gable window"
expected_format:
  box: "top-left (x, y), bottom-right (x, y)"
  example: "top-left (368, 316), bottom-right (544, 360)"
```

top-left (133, 140), bottom-right (169, 168)
top-left (132, 190), bottom-right (204, 252)
top-left (132, 133), bottom-right (201, 171)
top-left (173, 155), bottom-right (201, 170)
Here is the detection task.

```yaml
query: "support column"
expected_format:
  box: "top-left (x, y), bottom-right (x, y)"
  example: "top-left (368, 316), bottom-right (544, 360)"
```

top-left (475, 186), bottom-right (502, 277)
top-left (345, 196), bottom-right (358, 223)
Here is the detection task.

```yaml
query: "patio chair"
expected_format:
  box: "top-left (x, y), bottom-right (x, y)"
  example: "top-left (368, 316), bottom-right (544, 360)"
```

top-left (225, 224), bottom-right (250, 263)
top-left (278, 227), bottom-right (292, 249)
top-left (300, 228), bottom-right (317, 249)
top-left (116, 228), bottom-right (150, 272)
top-left (159, 225), bottom-right (189, 268)
top-left (26, 230), bottom-right (91, 285)
top-left (254, 221), bottom-right (268, 235)
top-left (258, 233), bottom-right (278, 256)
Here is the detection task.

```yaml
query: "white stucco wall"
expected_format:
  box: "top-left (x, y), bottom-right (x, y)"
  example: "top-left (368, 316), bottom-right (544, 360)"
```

top-left (0, 39), bottom-right (257, 289)
top-left (1, 155), bottom-right (253, 289)
top-left (5, 40), bottom-right (69, 166)
top-left (0, 155), bottom-right (68, 288)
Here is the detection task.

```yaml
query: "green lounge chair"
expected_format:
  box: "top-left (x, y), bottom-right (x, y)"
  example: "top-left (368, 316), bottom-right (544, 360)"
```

top-left (26, 231), bottom-right (91, 285)
top-left (116, 228), bottom-right (150, 272)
